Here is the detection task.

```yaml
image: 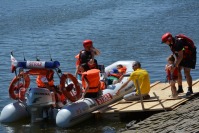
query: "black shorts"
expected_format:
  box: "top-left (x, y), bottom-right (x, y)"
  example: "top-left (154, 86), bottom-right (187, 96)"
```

top-left (179, 50), bottom-right (197, 69)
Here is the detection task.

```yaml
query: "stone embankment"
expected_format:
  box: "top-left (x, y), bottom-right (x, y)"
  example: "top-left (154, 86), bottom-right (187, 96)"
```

top-left (120, 94), bottom-right (199, 133)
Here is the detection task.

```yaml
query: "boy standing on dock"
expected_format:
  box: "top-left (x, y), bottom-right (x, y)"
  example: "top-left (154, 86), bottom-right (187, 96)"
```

top-left (165, 55), bottom-right (178, 98)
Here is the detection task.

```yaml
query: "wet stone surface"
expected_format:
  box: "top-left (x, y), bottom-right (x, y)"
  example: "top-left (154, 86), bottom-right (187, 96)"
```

top-left (119, 95), bottom-right (199, 133)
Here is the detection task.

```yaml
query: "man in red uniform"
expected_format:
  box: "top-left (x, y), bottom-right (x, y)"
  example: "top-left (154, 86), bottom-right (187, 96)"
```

top-left (79, 39), bottom-right (100, 69)
top-left (75, 39), bottom-right (100, 79)
top-left (161, 32), bottom-right (197, 96)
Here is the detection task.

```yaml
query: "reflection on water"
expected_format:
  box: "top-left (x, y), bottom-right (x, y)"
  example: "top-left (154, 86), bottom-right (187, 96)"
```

top-left (1, 117), bottom-right (125, 133)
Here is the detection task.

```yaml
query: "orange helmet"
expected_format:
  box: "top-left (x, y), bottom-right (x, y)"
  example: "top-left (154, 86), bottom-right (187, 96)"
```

top-left (83, 39), bottom-right (93, 47)
top-left (161, 32), bottom-right (172, 43)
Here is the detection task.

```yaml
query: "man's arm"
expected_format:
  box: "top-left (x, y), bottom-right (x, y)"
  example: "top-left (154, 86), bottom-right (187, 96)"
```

top-left (81, 77), bottom-right (89, 99)
top-left (75, 65), bottom-right (80, 78)
top-left (175, 50), bottom-right (183, 67)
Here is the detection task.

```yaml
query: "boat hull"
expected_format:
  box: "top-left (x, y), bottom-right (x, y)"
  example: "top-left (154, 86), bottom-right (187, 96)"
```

top-left (0, 60), bottom-right (135, 127)
top-left (56, 81), bottom-right (134, 128)
top-left (56, 61), bottom-right (136, 128)
top-left (0, 101), bottom-right (29, 122)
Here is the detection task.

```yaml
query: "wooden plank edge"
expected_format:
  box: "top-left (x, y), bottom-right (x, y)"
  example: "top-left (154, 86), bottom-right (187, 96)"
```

top-left (93, 79), bottom-right (199, 114)
top-left (161, 79), bottom-right (199, 91)
top-left (92, 101), bottom-right (121, 114)
top-left (150, 81), bottom-right (161, 88)
top-left (192, 79), bottom-right (199, 86)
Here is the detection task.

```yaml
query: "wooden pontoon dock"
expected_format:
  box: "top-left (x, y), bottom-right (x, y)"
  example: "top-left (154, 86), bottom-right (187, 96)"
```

top-left (93, 79), bottom-right (199, 121)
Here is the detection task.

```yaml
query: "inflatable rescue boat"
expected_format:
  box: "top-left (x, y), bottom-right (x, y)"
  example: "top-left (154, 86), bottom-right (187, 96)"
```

top-left (56, 60), bottom-right (135, 128)
top-left (0, 53), bottom-right (135, 128)
top-left (0, 53), bottom-right (66, 123)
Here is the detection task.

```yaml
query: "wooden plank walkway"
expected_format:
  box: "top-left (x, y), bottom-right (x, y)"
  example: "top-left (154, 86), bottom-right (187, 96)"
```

top-left (93, 79), bottom-right (199, 120)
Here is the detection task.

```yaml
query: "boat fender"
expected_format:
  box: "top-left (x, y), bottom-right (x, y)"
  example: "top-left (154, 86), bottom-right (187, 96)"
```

top-left (9, 72), bottom-right (30, 100)
top-left (60, 73), bottom-right (81, 102)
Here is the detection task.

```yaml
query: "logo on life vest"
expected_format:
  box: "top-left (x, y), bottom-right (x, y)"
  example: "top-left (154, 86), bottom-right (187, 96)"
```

top-left (95, 93), bottom-right (112, 105)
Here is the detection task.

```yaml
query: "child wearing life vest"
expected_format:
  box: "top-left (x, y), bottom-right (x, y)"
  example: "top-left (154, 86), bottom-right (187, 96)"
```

top-left (165, 54), bottom-right (178, 99)
top-left (107, 64), bottom-right (127, 85)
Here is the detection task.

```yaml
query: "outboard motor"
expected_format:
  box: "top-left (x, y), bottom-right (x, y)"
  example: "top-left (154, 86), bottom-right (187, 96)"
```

top-left (26, 88), bottom-right (55, 122)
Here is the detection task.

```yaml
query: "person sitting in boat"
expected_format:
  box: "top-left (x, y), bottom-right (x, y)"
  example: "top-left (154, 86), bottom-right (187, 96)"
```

top-left (107, 64), bottom-right (127, 85)
top-left (36, 75), bottom-right (67, 107)
top-left (75, 39), bottom-right (100, 80)
top-left (117, 61), bottom-right (151, 101)
top-left (81, 68), bottom-right (105, 98)
top-left (165, 54), bottom-right (178, 98)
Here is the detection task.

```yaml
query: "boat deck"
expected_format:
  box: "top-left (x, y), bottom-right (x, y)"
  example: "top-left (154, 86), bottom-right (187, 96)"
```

top-left (93, 79), bottom-right (199, 120)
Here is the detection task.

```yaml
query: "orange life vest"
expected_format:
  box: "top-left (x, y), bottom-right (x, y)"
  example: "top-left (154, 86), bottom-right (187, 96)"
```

top-left (36, 75), bottom-right (54, 88)
top-left (166, 67), bottom-right (178, 81)
top-left (82, 69), bottom-right (101, 93)
top-left (110, 66), bottom-right (127, 78)
top-left (118, 66), bottom-right (127, 73)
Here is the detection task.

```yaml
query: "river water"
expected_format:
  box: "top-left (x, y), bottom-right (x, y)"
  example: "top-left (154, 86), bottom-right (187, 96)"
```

top-left (0, 0), bottom-right (199, 132)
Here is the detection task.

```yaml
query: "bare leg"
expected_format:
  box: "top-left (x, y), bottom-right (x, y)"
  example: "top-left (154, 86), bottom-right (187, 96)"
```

top-left (184, 67), bottom-right (193, 96)
top-left (177, 67), bottom-right (183, 93)
top-left (184, 67), bottom-right (192, 87)
top-left (170, 81), bottom-right (177, 98)
top-left (177, 67), bottom-right (182, 86)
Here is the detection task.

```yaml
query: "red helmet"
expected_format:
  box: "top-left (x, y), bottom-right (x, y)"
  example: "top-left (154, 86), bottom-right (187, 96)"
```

top-left (83, 39), bottom-right (93, 47)
top-left (161, 32), bottom-right (172, 43)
